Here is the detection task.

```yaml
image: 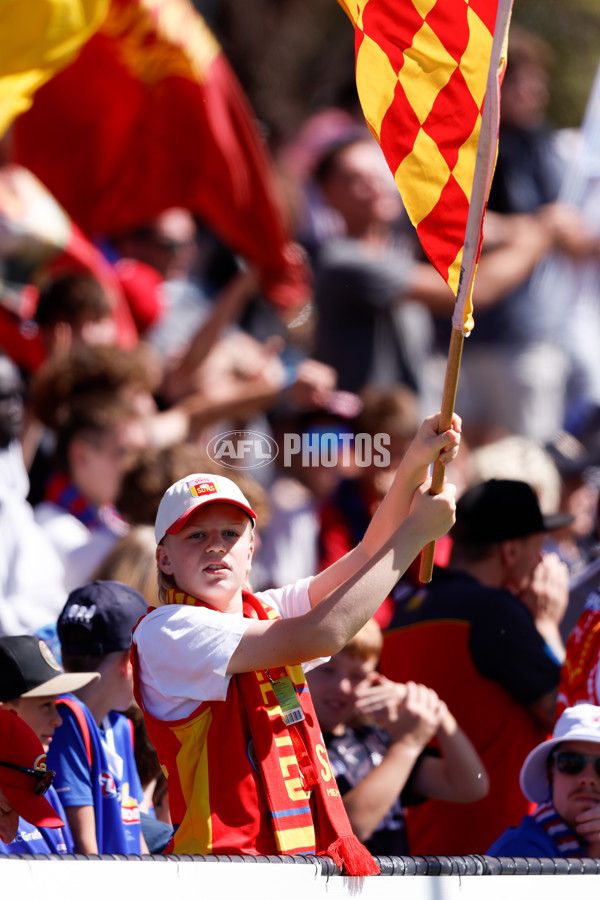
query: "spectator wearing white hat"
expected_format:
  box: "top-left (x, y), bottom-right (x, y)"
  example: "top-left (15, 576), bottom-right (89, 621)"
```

top-left (488, 704), bottom-right (600, 857)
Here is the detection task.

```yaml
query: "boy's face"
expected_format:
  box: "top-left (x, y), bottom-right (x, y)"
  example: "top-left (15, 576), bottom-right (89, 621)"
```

top-left (157, 502), bottom-right (254, 613)
top-left (307, 649), bottom-right (378, 736)
top-left (2, 696), bottom-right (62, 753)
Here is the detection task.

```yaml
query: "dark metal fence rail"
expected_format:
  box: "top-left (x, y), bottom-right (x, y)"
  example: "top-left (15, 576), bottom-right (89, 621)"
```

top-left (3, 854), bottom-right (600, 874)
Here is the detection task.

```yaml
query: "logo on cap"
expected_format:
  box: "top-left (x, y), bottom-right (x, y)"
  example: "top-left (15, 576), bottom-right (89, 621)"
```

top-left (63, 603), bottom-right (97, 625)
top-left (38, 640), bottom-right (61, 672)
top-left (189, 479), bottom-right (220, 498)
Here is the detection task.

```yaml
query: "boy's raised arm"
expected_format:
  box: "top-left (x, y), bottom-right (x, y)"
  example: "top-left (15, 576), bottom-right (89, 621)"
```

top-left (227, 478), bottom-right (456, 675)
top-left (307, 412), bottom-right (461, 608)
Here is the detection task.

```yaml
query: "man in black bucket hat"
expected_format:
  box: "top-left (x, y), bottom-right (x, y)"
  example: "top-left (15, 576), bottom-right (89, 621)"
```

top-left (375, 479), bottom-right (573, 857)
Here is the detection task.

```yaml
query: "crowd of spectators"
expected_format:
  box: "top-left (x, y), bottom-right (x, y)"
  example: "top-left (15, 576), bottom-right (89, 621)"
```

top-left (1, 24), bottom-right (600, 861)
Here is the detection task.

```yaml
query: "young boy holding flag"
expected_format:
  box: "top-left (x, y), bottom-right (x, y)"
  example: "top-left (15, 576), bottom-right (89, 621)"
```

top-left (132, 412), bottom-right (460, 873)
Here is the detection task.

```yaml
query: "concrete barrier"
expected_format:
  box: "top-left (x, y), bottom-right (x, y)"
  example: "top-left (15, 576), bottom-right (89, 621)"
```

top-left (2, 854), bottom-right (600, 899)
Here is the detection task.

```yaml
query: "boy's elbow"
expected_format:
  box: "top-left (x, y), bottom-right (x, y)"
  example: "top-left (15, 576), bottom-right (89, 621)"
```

top-left (461, 771), bottom-right (490, 803)
top-left (306, 631), bottom-right (346, 661)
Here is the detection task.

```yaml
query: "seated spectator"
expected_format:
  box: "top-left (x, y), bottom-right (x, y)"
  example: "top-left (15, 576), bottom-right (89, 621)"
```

top-left (0, 635), bottom-right (99, 854)
top-left (468, 431), bottom-right (599, 582)
top-left (545, 430), bottom-right (600, 640)
top-left (0, 708), bottom-right (65, 845)
top-left (488, 704), bottom-right (600, 857)
top-left (33, 396), bottom-right (147, 591)
top-left (25, 342), bottom-right (160, 501)
top-left (377, 479), bottom-right (573, 854)
top-left (47, 581), bottom-right (150, 855)
top-left (306, 618), bottom-right (488, 856)
top-left (0, 351), bottom-right (66, 636)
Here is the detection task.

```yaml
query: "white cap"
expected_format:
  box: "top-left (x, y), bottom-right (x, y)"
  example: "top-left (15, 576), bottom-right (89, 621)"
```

top-left (520, 703), bottom-right (600, 803)
top-left (154, 473), bottom-right (256, 543)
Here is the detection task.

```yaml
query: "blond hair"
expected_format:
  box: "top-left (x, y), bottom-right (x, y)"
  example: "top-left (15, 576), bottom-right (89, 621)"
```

top-left (93, 525), bottom-right (159, 608)
top-left (341, 617), bottom-right (383, 663)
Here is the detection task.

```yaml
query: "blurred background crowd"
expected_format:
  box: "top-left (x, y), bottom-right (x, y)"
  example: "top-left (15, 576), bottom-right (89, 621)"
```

top-left (1, 0), bottom-right (600, 861)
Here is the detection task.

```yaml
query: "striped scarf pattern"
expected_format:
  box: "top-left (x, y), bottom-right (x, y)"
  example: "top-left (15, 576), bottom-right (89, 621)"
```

top-left (159, 588), bottom-right (379, 874)
top-left (533, 801), bottom-right (588, 856)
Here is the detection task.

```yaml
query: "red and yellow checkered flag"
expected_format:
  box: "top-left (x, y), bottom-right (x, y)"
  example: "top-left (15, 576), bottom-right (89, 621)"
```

top-left (338, 0), bottom-right (513, 335)
top-left (339, 0), bottom-right (514, 581)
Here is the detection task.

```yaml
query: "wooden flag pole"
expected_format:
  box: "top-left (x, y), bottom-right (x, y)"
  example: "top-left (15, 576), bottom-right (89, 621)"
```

top-left (418, 325), bottom-right (464, 583)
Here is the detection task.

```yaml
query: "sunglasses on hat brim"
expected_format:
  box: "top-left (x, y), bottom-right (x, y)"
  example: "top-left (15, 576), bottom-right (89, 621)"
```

top-left (0, 759), bottom-right (55, 795)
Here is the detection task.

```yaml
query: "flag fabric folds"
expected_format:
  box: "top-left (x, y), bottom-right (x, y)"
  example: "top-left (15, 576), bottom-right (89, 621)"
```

top-left (338, 0), bottom-right (513, 334)
top-left (0, 0), bottom-right (108, 137)
top-left (11, 0), bottom-right (309, 310)
top-left (0, 164), bottom-right (139, 370)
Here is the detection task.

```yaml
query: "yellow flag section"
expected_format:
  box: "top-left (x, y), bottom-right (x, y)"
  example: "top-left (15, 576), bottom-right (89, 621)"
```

top-left (338, 0), bottom-right (512, 335)
top-left (0, 0), bottom-right (109, 137)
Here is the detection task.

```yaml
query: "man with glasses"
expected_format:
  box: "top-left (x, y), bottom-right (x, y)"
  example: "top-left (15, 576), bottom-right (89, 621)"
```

top-left (488, 704), bottom-right (600, 857)
top-left (0, 709), bottom-right (65, 846)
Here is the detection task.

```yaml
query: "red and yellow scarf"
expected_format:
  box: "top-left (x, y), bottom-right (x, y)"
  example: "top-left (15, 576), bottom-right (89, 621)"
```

top-left (132, 589), bottom-right (379, 875)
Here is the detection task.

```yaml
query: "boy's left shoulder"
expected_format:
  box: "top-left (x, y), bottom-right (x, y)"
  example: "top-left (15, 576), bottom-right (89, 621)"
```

top-left (132, 603), bottom-right (175, 642)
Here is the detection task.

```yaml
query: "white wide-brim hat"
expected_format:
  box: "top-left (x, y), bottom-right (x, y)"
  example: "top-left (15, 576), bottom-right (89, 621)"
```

top-left (520, 703), bottom-right (600, 803)
top-left (155, 473), bottom-right (256, 543)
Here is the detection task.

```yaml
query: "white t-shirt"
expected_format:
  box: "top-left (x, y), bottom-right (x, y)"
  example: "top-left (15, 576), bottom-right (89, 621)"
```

top-left (0, 443), bottom-right (67, 635)
top-left (133, 578), bottom-right (324, 721)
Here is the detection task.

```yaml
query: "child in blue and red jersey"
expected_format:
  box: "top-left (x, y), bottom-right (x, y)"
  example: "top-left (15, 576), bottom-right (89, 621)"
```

top-left (0, 635), bottom-right (99, 854)
top-left (46, 581), bottom-right (150, 855)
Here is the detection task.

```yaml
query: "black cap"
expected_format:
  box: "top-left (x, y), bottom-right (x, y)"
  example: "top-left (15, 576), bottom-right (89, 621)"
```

top-left (57, 580), bottom-right (148, 656)
top-left (0, 635), bottom-right (99, 701)
top-left (452, 479), bottom-right (575, 545)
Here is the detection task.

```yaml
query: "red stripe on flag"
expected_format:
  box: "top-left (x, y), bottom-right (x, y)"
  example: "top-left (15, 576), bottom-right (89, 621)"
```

top-left (377, 84), bottom-right (421, 170)
top-left (424, 69), bottom-right (482, 171)
top-left (361, 1), bottom-right (424, 62)
top-left (418, 176), bottom-right (472, 282)
top-left (469, 0), bottom-right (501, 35)
top-left (422, 1), bottom-right (472, 64)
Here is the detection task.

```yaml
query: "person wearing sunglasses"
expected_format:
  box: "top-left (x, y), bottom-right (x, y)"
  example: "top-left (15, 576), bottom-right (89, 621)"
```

top-left (488, 704), bottom-right (600, 857)
top-left (0, 635), bottom-right (99, 855)
top-left (0, 709), bottom-right (65, 845)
